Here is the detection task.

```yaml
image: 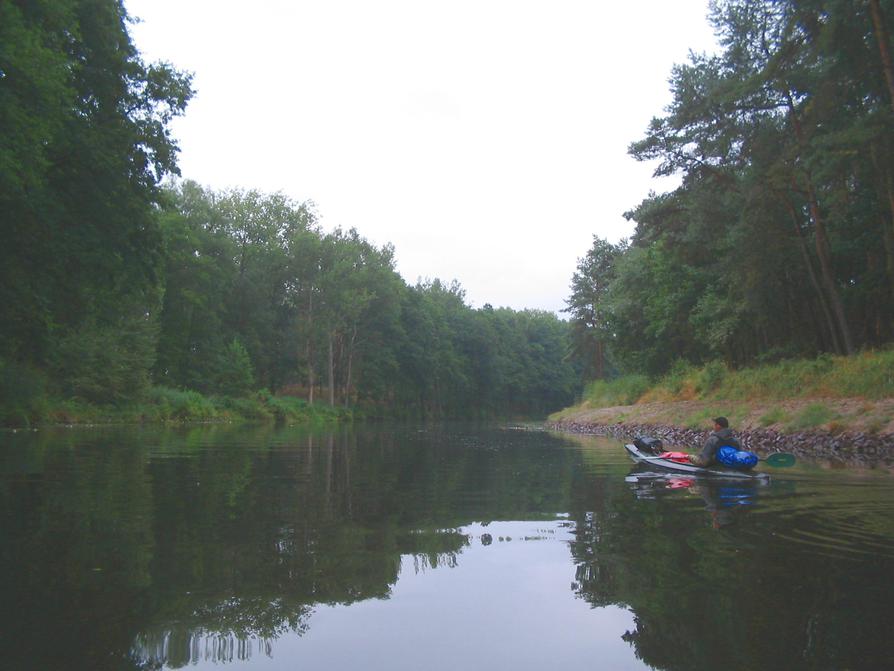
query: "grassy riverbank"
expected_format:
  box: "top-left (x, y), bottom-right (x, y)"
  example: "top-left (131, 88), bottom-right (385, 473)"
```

top-left (551, 350), bottom-right (894, 436)
top-left (1, 385), bottom-right (350, 429)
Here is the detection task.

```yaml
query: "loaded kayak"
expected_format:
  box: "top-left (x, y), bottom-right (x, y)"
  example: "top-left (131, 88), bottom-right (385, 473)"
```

top-left (624, 441), bottom-right (770, 481)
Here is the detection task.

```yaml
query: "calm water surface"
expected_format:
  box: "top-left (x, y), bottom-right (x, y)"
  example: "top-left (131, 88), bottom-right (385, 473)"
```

top-left (2, 423), bottom-right (894, 670)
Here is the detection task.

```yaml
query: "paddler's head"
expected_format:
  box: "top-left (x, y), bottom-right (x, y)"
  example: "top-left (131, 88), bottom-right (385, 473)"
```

top-left (713, 416), bottom-right (729, 431)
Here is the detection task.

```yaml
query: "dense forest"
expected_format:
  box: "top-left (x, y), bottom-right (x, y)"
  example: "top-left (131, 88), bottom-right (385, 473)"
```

top-left (567, 0), bottom-right (894, 379)
top-left (7, 0), bottom-right (894, 425)
top-left (0, 0), bottom-right (578, 423)
top-left (150, 181), bottom-right (578, 417)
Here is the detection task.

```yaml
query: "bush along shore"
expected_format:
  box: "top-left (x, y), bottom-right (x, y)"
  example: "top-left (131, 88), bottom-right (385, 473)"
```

top-left (1, 386), bottom-right (351, 429)
top-left (548, 351), bottom-right (894, 469)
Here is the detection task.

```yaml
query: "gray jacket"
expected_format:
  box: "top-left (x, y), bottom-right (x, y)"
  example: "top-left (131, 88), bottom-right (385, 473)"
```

top-left (692, 427), bottom-right (741, 466)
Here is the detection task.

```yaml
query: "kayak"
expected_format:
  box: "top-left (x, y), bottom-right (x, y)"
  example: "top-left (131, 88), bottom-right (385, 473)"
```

top-left (624, 442), bottom-right (770, 480)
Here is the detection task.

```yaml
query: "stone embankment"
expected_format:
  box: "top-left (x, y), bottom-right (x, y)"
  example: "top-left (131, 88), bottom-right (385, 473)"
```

top-left (548, 420), bottom-right (894, 469)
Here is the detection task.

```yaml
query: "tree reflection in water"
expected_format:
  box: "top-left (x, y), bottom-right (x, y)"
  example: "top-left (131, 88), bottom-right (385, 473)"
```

top-left (4, 426), bottom-right (894, 670)
top-left (132, 626), bottom-right (279, 668)
top-left (1, 424), bottom-right (576, 670)
top-left (568, 462), bottom-right (894, 671)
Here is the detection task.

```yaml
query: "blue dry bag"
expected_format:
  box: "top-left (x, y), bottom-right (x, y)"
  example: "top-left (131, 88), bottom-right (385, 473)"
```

top-left (716, 445), bottom-right (759, 470)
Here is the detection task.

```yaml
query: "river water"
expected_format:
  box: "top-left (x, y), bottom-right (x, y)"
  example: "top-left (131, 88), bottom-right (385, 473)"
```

top-left (2, 423), bottom-right (894, 670)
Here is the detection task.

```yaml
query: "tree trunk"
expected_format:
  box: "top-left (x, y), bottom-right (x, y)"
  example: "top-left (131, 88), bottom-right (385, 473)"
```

top-left (870, 0), bottom-right (894, 115)
top-left (806, 184), bottom-right (855, 354)
top-left (883, 174), bottom-right (894, 304)
top-left (594, 339), bottom-right (605, 380)
top-left (867, 143), bottom-right (894, 312)
top-left (344, 326), bottom-right (357, 408)
top-left (782, 88), bottom-right (854, 355)
top-left (327, 331), bottom-right (335, 406)
top-left (878, 214), bottom-right (894, 341)
top-left (784, 198), bottom-right (842, 354)
top-left (306, 290), bottom-right (315, 405)
top-left (324, 434), bottom-right (333, 512)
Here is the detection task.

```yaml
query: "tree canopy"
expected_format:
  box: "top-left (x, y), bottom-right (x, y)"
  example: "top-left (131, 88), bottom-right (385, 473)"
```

top-left (567, 0), bottom-right (894, 379)
top-left (1, 0), bottom-right (192, 396)
top-left (153, 183), bottom-right (579, 417)
top-left (0, 0), bottom-right (579, 422)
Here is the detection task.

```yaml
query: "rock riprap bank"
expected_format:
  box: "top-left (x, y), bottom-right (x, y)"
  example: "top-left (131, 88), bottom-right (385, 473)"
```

top-left (548, 398), bottom-right (894, 469)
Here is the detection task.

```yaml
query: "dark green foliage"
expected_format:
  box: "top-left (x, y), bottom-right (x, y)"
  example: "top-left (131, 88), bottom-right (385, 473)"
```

top-left (695, 360), bottom-right (728, 395)
top-left (147, 386), bottom-right (218, 421)
top-left (50, 308), bottom-right (159, 403)
top-left (0, 358), bottom-right (47, 427)
top-left (214, 340), bottom-right (255, 396)
top-left (383, 282), bottom-right (579, 418)
top-left (564, 237), bottom-right (624, 379)
top-left (148, 184), bottom-right (580, 419)
top-left (0, 0), bottom-right (192, 401)
top-left (2, 169), bottom-right (578, 424)
top-left (0, 0), bottom-right (577, 423)
top-left (568, 0), bottom-right (894, 381)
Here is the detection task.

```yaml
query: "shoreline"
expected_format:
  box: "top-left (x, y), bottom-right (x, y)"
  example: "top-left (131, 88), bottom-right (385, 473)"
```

top-left (0, 386), bottom-right (354, 430)
top-left (548, 398), bottom-right (894, 469)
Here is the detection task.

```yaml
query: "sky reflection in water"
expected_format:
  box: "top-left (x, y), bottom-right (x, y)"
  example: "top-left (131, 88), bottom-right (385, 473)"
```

top-left (157, 521), bottom-right (642, 671)
top-left (3, 423), bottom-right (894, 670)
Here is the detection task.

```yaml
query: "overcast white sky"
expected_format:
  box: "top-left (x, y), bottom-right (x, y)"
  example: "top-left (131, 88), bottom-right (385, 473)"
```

top-left (126, 0), bottom-right (718, 314)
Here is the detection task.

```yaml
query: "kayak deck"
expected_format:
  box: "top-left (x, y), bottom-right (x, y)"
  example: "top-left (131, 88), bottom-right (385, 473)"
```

top-left (624, 443), bottom-right (770, 480)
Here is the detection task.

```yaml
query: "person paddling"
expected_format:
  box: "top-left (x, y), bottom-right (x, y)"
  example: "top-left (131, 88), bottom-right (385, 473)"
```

top-left (689, 417), bottom-right (740, 467)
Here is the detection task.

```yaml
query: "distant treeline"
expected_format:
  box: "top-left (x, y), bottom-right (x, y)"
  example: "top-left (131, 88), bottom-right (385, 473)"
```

top-left (567, 0), bottom-right (894, 378)
top-left (0, 0), bottom-right (578, 423)
top-left (150, 182), bottom-right (578, 418)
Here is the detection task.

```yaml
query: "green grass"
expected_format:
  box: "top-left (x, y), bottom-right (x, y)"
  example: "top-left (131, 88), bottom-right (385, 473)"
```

top-left (696, 360), bottom-right (728, 395)
top-left (570, 348), bottom-right (894, 414)
top-left (1, 385), bottom-right (351, 428)
top-left (212, 394), bottom-right (273, 421)
top-left (644, 360), bottom-right (697, 400)
top-left (147, 386), bottom-right (219, 421)
top-left (580, 375), bottom-right (652, 407)
top-left (681, 404), bottom-right (748, 430)
top-left (758, 406), bottom-right (789, 427)
top-left (786, 403), bottom-right (835, 431)
top-left (713, 350), bottom-right (894, 401)
top-left (253, 390), bottom-right (348, 423)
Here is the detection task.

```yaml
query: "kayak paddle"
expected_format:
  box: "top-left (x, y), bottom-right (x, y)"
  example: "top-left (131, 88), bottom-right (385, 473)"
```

top-left (761, 452), bottom-right (796, 467)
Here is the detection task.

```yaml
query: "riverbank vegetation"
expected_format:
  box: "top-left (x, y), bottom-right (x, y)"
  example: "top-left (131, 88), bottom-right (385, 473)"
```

top-left (575, 349), bottom-right (894, 407)
top-left (562, 1), bottom-right (894, 436)
top-left (553, 350), bottom-right (894, 434)
top-left (12, 386), bottom-right (350, 427)
top-left (0, 1), bottom-right (578, 428)
top-left (0, 177), bottom-right (580, 427)
top-left (566, 0), bottom-right (894, 383)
